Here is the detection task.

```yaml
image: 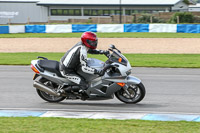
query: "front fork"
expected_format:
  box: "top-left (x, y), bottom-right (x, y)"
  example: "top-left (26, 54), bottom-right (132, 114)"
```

top-left (121, 75), bottom-right (141, 98)
top-left (122, 84), bottom-right (132, 98)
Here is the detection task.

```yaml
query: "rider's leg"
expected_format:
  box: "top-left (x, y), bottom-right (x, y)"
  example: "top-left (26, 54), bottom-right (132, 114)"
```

top-left (60, 69), bottom-right (88, 90)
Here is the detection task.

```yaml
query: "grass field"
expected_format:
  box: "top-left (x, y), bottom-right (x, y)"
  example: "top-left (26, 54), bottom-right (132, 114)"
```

top-left (1, 32), bottom-right (200, 38)
top-left (0, 53), bottom-right (200, 68)
top-left (0, 117), bottom-right (200, 133)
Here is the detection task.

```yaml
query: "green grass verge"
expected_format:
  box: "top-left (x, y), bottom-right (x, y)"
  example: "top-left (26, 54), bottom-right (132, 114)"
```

top-left (0, 117), bottom-right (199, 133)
top-left (1, 32), bottom-right (200, 38)
top-left (0, 53), bottom-right (200, 68)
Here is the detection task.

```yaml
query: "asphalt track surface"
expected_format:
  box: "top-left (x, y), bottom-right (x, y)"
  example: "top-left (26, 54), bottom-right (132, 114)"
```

top-left (0, 66), bottom-right (200, 114)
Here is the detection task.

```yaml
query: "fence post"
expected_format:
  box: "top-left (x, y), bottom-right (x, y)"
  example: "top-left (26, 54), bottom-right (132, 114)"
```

top-left (124, 15), bottom-right (126, 23)
top-left (133, 14), bottom-right (137, 23)
top-left (150, 16), bottom-right (153, 23)
top-left (48, 16), bottom-right (50, 24)
top-left (27, 17), bottom-right (30, 24)
top-left (8, 18), bottom-right (11, 25)
top-left (98, 16), bottom-right (100, 24)
top-left (177, 16), bottom-right (179, 24)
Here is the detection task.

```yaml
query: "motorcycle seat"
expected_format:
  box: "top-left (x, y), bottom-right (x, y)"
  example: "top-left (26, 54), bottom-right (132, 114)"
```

top-left (38, 59), bottom-right (63, 77)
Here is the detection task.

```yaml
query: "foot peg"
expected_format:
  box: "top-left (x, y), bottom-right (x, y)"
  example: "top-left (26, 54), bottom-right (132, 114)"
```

top-left (79, 89), bottom-right (88, 100)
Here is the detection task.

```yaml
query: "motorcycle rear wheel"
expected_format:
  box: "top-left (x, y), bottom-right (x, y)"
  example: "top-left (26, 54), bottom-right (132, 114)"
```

top-left (36, 78), bottom-right (66, 102)
top-left (115, 83), bottom-right (146, 104)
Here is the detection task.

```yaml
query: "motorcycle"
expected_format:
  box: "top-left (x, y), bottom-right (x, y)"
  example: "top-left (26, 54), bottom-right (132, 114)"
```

top-left (31, 44), bottom-right (146, 104)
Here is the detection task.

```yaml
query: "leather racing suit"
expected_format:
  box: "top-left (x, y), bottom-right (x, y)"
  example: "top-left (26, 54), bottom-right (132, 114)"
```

top-left (59, 42), bottom-right (104, 88)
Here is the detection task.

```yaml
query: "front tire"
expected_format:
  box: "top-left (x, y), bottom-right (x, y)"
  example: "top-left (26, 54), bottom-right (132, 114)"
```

top-left (36, 78), bottom-right (66, 102)
top-left (115, 83), bottom-right (146, 104)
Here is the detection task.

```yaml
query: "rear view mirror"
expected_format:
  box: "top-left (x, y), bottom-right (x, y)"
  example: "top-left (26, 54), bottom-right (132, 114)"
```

top-left (109, 44), bottom-right (116, 49)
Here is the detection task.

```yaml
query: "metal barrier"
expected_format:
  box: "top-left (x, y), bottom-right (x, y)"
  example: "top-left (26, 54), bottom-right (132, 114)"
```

top-left (1, 24), bottom-right (200, 34)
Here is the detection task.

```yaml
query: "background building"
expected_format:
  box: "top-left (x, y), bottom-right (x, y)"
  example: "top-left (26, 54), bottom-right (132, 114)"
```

top-left (0, 0), bottom-right (190, 24)
top-left (189, 3), bottom-right (200, 11)
top-left (0, 0), bottom-right (48, 24)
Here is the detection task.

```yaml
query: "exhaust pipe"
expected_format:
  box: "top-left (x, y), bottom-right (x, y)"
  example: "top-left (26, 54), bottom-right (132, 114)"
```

top-left (33, 81), bottom-right (60, 97)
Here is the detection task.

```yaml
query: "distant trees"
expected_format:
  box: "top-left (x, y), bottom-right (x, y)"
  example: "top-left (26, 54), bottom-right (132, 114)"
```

top-left (169, 12), bottom-right (194, 23)
top-left (183, 0), bottom-right (190, 5)
top-left (137, 14), bottom-right (165, 23)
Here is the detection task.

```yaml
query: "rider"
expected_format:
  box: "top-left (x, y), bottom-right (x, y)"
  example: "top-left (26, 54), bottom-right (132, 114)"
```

top-left (59, 31), bottom-right (109, 91)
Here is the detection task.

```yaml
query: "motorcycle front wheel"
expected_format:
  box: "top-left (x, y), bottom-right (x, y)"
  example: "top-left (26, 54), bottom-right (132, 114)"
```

top-left (36, 78), bottom-right (66, 102)
top-left (115, 83), bottom-right (146, 104)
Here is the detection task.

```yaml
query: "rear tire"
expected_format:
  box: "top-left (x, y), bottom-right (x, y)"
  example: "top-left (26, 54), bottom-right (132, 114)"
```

top-left (36, 78), bottom-right (66, 102)
top-left (115, 83), bottom-right (146, 104)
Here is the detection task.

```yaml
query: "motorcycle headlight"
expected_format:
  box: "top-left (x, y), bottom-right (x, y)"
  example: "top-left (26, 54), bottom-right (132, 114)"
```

top-left (126, 69), bottom-right (131, 75)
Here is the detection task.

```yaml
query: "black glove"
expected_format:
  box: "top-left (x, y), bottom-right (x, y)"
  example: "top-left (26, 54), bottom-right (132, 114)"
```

top-left (94, 69), bottom-right (104, 76)
top-left (99, 50), bottom-right (108, 54)
top-left (99, 50), bottom-right (104, 54)
top-left (99, 50), bottom-right (110, 57)
top-left (103, 50), bottom-right (110, 56)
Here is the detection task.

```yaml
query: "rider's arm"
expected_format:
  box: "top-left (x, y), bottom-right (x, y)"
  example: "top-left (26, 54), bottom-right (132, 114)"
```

top-left (80, 46), bottom-right (96, 74)
top-left (88, 49), bottom-right (105, 54)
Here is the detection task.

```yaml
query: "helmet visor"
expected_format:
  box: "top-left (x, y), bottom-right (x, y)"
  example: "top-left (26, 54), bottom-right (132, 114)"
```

top-left (86, 39), bottom-right (98, 48)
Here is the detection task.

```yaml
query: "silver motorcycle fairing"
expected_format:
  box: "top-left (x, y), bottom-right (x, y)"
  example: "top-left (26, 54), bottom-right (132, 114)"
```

top-left (31, 60), bottom-right (73, 85)
top-left (85, 77), bottom-right (122, 99)
top-left (103, 75), bottom-right (141, 84)
top-left (126, 75), bottom-right (141, 85)
top-left (112, 63), bottom-right (131, 76)
top-left (87, 58), bottom-right (104, 69)
top-left (85, 71), bottom-right (141, 99)
top-left (85, 75), bottom-right (141, 99)
top-left (39, 71), bottom-right (71, 85)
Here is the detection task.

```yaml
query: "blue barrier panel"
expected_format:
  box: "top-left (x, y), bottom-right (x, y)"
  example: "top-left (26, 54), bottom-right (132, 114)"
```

top-left (0, 26), bottom-right (9, 34)
top-left (177, 24), bottom-right (200, 33)
top-left (194, 116), bottom-right (200, 122)
top-left (124, 24), bottom-right (149, 32)
top-left (142, 114), bottom-right (199, 122)
top-left (0, 110), bottom-right (46, 117)
top-left (25, 25), bottom-right (46, 33)
top-left (72, 24), bottom-right (97, 32)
